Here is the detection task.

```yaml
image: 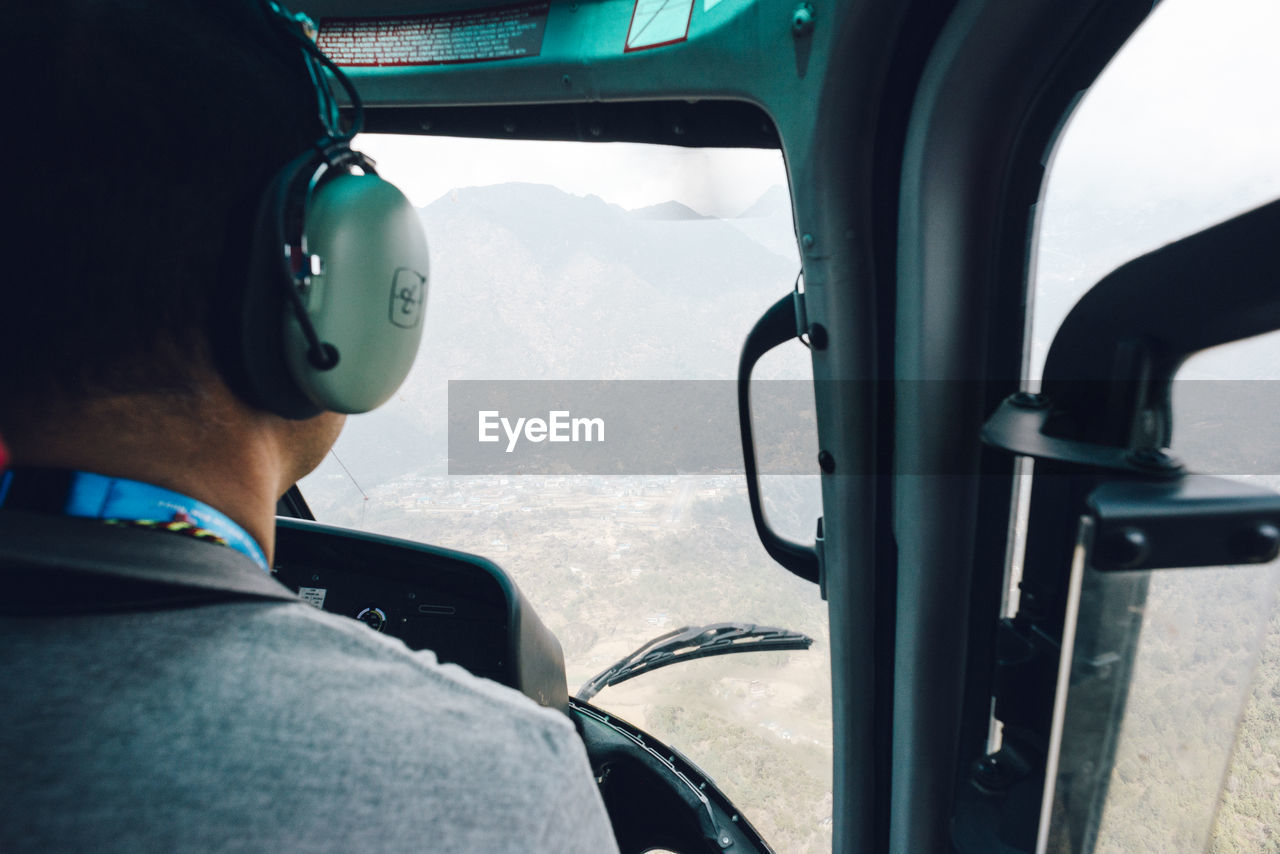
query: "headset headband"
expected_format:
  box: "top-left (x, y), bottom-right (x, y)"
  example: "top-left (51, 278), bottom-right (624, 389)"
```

top-left (261, 0), bottom-right (365, 374)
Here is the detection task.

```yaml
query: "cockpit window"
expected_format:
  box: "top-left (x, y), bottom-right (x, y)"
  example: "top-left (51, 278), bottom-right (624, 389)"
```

top-left (298, 138), bottom-right (832, 852)
top-left (1030, 0), bottom-right (1280, 850)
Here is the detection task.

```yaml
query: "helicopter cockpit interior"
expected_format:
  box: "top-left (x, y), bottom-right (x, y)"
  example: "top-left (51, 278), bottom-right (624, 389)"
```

top-left (11, 0), bottom-right (1276, 852)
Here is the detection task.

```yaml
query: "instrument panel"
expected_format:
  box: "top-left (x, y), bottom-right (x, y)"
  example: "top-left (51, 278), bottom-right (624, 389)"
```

top-left (272, 518), bottom-right (569, 711)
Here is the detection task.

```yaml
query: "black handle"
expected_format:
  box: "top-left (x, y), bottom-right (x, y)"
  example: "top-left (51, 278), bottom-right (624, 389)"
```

top-left (737, 292), bottom-right (821, 584)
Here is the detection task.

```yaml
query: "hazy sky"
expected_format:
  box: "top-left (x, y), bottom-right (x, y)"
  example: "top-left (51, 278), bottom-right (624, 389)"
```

top-left (355, 135), bottom-right (787, 218)
top-left (1045, 0), bottom-right (1280, 213)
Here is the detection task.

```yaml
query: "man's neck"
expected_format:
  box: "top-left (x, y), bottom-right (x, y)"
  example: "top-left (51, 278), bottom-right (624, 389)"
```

top-left (4, 390), bottom-right (295, 565)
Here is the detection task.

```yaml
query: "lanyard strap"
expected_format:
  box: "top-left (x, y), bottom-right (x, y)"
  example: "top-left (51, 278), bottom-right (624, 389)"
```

top-left (0, 469), bottom-right (269, 572)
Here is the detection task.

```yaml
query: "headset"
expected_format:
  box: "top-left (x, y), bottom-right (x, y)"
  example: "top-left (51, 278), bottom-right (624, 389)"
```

top-left (231, 0), bottom-right (429, 419)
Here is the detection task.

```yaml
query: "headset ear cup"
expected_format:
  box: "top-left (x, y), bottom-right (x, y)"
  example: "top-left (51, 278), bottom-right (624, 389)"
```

top-left (282, 173), bottom-right (429, 414)
top-left (235, 153), bottom-right (326, 420)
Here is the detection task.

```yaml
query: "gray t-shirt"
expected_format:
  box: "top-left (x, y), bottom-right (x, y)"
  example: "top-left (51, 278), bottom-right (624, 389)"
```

top-left (0, 537), bottom-right (619, 853)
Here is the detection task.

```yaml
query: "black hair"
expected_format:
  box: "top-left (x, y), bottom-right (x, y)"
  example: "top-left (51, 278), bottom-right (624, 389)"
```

top-left (1, 0), bottom-right (321, 426)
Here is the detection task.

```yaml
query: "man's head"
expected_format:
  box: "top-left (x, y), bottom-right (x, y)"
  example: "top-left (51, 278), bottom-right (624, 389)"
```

top-left (1, 0), bottom-right (325, 439)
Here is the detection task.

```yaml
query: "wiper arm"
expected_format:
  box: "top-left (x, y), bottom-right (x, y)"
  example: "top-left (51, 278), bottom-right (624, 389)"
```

top-left (575, 621), bottom-right (813, 702)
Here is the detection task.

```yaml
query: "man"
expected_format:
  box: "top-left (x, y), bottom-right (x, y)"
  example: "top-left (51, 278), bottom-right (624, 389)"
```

top-left (0, 2), bottom-right (619, 851)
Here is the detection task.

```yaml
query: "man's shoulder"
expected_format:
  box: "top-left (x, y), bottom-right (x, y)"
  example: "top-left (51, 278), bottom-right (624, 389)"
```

top-left (2, 598), bottom-right (615, 852)
top-left (167, 601), bottom-right (607, 846)
top-left (239, 599), bottom-right (572, 738)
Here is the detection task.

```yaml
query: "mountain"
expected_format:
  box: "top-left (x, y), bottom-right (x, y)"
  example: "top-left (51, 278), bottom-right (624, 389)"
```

top-left (630, 200), bottom-right (712, 221)
top-left (414, 182), bottom-right (796, 378)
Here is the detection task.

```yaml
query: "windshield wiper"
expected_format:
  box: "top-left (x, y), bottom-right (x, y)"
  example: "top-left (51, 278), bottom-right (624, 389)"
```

top-left (575, 621), bottom-right (813, 702)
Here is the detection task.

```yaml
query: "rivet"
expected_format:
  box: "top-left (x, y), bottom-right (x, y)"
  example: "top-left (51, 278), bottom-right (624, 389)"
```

top-left (1098, 527), bottom-right (1149, 570)
top-left (972, 754), bottom-right (1003, 788)
top-left (1230, 522), bottom-right (1280, 563)
top-left (791, 3), bottom-right (815, 36)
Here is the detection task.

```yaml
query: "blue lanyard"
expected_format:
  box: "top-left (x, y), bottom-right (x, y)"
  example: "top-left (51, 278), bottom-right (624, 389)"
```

top-left (0, 469), bottom-right (269, 572)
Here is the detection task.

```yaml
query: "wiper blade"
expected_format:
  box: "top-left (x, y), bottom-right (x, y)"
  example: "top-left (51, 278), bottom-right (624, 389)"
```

top-left (575, 621), bottom-right (813, 702)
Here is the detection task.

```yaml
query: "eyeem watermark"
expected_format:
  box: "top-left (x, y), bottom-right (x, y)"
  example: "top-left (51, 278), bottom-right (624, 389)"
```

top-left (450, 380), bottom-right (812, 475)
top-left (451, 379), bottom-right (1280, 475)
top-left (478, 410), bottom-right (605, 453)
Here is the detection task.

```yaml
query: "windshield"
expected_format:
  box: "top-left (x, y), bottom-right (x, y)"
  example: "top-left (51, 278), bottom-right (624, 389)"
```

top-left (299, 138), bottom-right (833, 852)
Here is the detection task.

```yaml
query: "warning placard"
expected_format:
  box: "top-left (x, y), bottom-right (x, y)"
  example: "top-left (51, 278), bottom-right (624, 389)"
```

top-left (298, 586), bottom-right (328, 609)
top-left (625, 0), bottom-right (694, 52)
top-left (318, 2), bottom-right (550, 68)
